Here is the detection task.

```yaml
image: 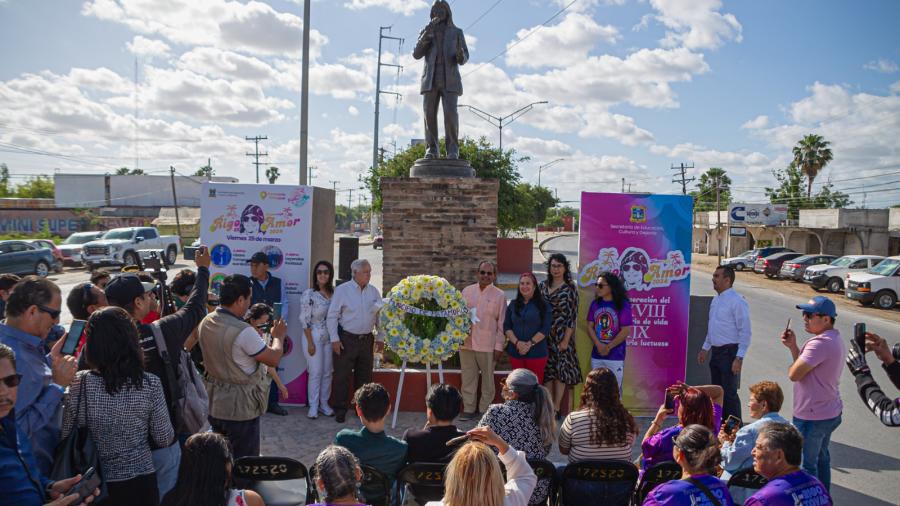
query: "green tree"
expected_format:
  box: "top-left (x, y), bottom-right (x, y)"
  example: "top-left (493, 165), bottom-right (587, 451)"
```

top-left (364, 137), bottom-right (543, 236)
top-left (690, 167), bottom-right (731, 212)
top-left (542, 206), bottom-right (579, 228)
top-left (15, 175), bottom-right (54, 198)
top-left (765, 163), bottom-right (851, 219)
top-left (115, 167), bottom-right (145, 175)
top-left (194, 163), bottom-right (214, 179)
top-left (0, 163), bottom-right (11, 197)
top-left (792, 134), bottom-right (833, 198)
top-left (266, 166), bottom-right (280, 184)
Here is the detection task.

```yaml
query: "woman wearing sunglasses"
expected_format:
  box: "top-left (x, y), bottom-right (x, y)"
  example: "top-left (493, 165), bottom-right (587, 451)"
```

top-left (300, 260), bottom-right (335, 419)
top-left (587, 271), bottom-right (632, 388)
top-left (642, 424), bottom-right (734, 505)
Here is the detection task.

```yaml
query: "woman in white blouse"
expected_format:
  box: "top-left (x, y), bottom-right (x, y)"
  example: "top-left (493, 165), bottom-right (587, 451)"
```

top-left (426, 426), bottom-right (536, 506)
top-left (301, 260), bottom-right (335, 419)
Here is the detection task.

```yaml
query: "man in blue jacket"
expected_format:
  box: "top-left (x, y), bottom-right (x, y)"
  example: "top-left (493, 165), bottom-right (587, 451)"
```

top-left (0, 343), bottom-right (96, 506)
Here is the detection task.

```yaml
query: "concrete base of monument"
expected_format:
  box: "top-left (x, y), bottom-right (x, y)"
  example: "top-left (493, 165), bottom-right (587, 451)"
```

top-left (410, 157), bottom-right (475, 178)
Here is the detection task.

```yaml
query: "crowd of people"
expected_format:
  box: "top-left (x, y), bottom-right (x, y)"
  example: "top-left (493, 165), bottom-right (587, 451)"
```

top-left (0, 245), bottom-right (897, 506)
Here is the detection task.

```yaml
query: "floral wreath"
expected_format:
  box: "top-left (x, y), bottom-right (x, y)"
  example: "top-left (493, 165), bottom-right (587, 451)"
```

top-left (379, 275), bottom-right (472, 364)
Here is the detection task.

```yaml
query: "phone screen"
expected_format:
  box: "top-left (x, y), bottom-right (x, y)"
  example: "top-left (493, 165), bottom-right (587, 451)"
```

top-left (854, 323), bottom-right (866, 351)
top-left (724, 415), bottom-right (742, 434)
top-left (273, 302), bottom-right (283, 320)
top-left (67, 466), bottom-right (101, 501)
top-left (62, 320), bottom-right (87, 355)
top-left (664, 391), bottom-right (675, 410)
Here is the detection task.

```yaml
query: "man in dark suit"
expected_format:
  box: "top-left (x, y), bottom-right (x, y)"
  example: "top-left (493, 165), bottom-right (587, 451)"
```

top-left (413, 0), bottom-right (469, 159)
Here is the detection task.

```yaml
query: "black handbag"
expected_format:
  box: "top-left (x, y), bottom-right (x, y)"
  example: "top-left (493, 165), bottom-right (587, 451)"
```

top-left (50, 375), bottom-right (107, 500)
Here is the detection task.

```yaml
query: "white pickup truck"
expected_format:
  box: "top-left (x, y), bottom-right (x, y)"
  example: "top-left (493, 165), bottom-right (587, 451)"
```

top-left (81, 227), bottom-right (181, 269)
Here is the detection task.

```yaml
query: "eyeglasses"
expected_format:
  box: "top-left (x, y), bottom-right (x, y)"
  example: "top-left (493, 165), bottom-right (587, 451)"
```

top-left (36, 305), bottom-right (61, 319)
top-left (622, 263), bottom-right (641, 272)
top-left (671, 436), bottom-right (682, 450)
top-left (0, 374), bottom-right (23, 388)
top-left (479, 270), bottom-right (494, 276)
top-left (549, 263), bottom-right (564, 269)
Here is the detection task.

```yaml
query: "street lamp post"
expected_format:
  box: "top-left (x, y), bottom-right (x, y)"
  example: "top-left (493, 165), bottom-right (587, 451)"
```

top-left (537, 158), bottom-right (564, 187)
top-left (458, 101), bottom-right (548, 151)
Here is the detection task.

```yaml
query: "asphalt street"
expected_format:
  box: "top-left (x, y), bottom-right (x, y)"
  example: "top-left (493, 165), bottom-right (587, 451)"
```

top-left (543, 234), bottom-right (900, 505)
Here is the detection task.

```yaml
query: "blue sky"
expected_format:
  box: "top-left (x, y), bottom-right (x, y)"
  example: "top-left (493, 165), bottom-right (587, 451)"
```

top-left (1, 0), bottom-right (898, 208)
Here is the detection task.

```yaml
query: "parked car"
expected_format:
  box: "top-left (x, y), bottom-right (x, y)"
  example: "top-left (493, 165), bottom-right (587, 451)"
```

top-left (803, 255), bottom-right (885, 293)
top-left (57, 231), bottom-right (104, 266)
top-left (25, 239), bottom-right (65, 273)
top-left (745, 246), bottom-right (793, 271)
top-left (372, 235), bottom-right (383, 249)
top-left (81, 227), bottom-right (181, 269)
top-left (778, 254), bottom-right (837, 281)
top-left (846, 256), bottom-right (900, 310)
top-left (754, 251), bottom-right (804, 278)
top-left (721, 250), bottom-right (755, 271)
top-left (0, 240), bottom-right (57, 277)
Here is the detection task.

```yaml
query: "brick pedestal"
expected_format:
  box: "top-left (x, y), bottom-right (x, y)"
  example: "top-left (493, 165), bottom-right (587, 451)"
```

top-left (382, 177), bottom-right (498, 291)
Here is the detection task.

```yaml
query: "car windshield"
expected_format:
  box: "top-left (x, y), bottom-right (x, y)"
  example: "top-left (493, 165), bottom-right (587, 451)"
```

top-left (868, 259), bottom-right (900, 276)
top-left (102, 230), bottom-right (134, 240)
top-left (830, 257), bottom-right (855, 267)
top-left (737, 250), bottom-right (753, 257)
top-left (63, 234), bottom-right (98, 245)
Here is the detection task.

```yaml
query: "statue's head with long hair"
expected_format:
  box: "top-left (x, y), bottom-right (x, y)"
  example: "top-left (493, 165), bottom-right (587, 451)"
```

top-left (430, 0), bottom-right (455, 27)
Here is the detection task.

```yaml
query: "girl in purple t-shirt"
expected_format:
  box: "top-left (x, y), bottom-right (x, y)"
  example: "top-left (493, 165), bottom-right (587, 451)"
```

top-left (586, 271), bottom-right (633, 387)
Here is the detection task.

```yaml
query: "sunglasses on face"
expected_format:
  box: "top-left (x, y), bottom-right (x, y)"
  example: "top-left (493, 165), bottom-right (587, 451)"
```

top-left (242, 215), bottom-right (262, 223)
top-left (36, 305), bottom-right (61, 319)
top-left (316, 269), bottom-right (330, 275)
top-left (622, 263), bottom-right (641, 272)
top-left (0, 373), bottom-right (23, 388)
top-left (596, 282), bottom-right (608, 288)
top-left (479, 270), bottom-right (494, 276)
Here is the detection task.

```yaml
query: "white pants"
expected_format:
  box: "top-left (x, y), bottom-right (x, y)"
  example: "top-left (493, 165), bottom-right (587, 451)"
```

top-left (303, 326), bottom-right (333, 412)
top-left (590, 358), bottom-right (624, 391)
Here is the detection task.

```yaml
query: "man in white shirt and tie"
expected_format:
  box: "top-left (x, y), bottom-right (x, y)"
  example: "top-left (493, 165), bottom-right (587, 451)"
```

top-left (327, 258), bottom-right (383, 423)
top-left (698, 265), bottom-right (751, 420)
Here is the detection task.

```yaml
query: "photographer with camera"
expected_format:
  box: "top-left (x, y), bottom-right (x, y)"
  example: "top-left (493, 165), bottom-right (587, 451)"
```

top-left (846, 331), bottom-right (900, 427)
top-left (103, 246), bottom-right (211, 497)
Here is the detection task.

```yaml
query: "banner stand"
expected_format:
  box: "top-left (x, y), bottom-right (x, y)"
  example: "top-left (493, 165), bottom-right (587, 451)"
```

top-left (390, 361), bottom-right (445, 430)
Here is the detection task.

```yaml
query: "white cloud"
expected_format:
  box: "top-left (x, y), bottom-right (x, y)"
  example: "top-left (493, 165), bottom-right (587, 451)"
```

top-left (348, 105), bottom-right (359, 116)
top-left (126, 36), bottom-right (171, 58)
top-left (508, 135), bottom-right (573, 159)
top-left (505, 13), bottom-right (620, 69)
top-left (578, 109), bottom-right (655, 145)
top-left (741, 115), bottom-right (768, 130)
top-left (891, 81), bottom-right (900, 94)
top-left (649, 0), bottom-right (742, 50)
top-left (343, 0), bottom-right (428, 16)
top-left (789, 82), bottom-right (852, 124)
top-left (67, 67), bottom-right (133, 95)
top-left (178, 47), bottom-right (278, 82)
top-left (863, 58), bottom-right (899, 74)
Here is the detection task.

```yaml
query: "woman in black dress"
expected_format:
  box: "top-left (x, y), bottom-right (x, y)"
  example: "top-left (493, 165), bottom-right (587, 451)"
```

top-left (540, 253), bottom-right (581, 420)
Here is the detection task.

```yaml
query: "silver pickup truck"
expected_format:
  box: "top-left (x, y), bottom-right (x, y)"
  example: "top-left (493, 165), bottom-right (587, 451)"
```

top-left (82, 227), bottom-right (181, 269)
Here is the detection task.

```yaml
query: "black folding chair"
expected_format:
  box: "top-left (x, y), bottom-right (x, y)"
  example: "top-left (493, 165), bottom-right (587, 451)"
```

top-left (632, 461), bottom-right (681, 504)
top-left (528, 459), bottom-right (560, 506)
top-left (360, 464), bottom-right (393, 506)
top-left (727, 467), bottom-right (768, 492)
top-left (559, 460), bottom-right (637, 506)
top-left (234, 456), bottom-right (314, 506)
top-left (397, 462), bottom-right (447, 505)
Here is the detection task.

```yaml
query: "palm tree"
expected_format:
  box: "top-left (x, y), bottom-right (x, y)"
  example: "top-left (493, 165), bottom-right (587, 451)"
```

top-left (792, 134), bottom-right (833, 198)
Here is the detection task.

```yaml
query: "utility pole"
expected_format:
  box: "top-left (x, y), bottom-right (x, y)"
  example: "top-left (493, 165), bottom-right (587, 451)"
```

top-left (621, 177), bottom-right (625, 193)
top-left (373, 27), bottom-right (403, 175)
top-left (715, 173), bottom-right (722, 265)
top-left (299, 0), bottom-right (311, 185)
top-left (347, 188), bottom-right (354, 210)
top-left (169, 166), bottom-right (182, 243)
top-left (329, 180), bottom-right (338, 193)
top-left (245, 136), bottom-right (268, 184)
top-left (206, 157), bottom-right (212, 180)
top-left (671, 162), bottom-right (696, 195)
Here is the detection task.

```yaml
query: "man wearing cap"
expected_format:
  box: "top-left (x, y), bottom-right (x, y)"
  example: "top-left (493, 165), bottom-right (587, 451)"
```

top-left (248, 251), bottom-right (289, 416)
top-left (780, 295), bottom-right (845, 492)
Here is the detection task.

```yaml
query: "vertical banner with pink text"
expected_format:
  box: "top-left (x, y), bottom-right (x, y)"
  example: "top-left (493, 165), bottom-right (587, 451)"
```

top-left (575, 192), bottom-right (693, 416)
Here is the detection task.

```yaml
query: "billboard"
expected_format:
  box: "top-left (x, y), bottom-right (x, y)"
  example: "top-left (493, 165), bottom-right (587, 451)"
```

top-left (200, 182), bottom-right (314, 405)
top-left (728, 203), bottom-right (788, 226)
top-left (576, 193), bottom-right (693, 415)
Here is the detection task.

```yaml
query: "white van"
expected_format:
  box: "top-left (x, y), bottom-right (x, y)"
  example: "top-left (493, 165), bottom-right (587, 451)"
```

top-left (803, 255), bottom-right (885, 293)
top-left (846, 256), bottom-right (900, 310)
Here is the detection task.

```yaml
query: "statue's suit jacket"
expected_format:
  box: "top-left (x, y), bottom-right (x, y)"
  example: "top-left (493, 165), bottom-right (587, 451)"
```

top-left (413, 24), bottom-right (469, 95)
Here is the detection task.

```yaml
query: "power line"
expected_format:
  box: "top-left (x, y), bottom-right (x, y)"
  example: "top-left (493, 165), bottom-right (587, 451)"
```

top-left (463, 0), bottom-right (505, 31)
top-left (671, 162), bottom-right (695, 195)
top-left (245, 135), bottom-right (268, 184)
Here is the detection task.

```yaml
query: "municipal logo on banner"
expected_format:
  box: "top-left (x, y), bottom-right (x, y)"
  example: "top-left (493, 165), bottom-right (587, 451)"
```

top-left (630, 205), bottom-right (647, 223)
top-left (577, 247), bottom-right (690, 291)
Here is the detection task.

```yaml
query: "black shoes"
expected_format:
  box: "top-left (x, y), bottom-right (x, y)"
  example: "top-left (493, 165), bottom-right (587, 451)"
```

top-left (335, 411), bottom-right (346, 423)
top-left (267, 405), bottom-right (288, 416)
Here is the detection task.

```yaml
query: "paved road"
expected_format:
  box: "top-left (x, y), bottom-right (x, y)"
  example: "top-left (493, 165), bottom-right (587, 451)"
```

top-left (543, 235), bottom-right (900, 504)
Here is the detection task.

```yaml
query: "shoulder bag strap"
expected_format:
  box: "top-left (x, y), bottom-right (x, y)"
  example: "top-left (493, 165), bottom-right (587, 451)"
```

top-left (686, 477), bottom-right (722, 506)
top-left (150, 322), bottom-right (182, 402)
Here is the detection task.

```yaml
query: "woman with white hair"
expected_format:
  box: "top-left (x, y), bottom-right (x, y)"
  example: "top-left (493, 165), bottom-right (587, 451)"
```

top-left (478, 368), bottom-right (556, 506)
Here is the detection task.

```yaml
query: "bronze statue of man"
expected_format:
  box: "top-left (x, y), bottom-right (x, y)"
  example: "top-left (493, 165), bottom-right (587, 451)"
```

top-left (413, 0), bottom-right (469, 159)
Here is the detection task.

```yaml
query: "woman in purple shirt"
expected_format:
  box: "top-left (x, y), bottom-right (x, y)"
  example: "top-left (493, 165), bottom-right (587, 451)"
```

top-left (586, 272), bottom-right (632, 388)
top-left (641, 383), bottom-right (724, 471)
top-left (642, 424), bottom-right (734, 506)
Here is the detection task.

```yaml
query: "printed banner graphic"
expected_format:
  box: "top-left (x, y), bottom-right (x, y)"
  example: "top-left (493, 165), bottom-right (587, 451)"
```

top-left (576, 193), bottom-right (693, 415)
top-left (201, 183), bottom-right (313, 405)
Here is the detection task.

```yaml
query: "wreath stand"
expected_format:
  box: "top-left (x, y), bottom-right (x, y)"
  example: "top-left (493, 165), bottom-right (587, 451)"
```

top-left (391, 360), bottom-right (445, 429)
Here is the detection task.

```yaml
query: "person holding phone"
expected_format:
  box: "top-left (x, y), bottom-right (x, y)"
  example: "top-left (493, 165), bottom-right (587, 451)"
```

top-left (246, 251), bottom-right (289, 417)
top-left (719, 381), bottom-right (789, 503)
top-left (846, 331), bottom-right (900, 427)
top-left (780, 296), bottom-right (844, 492)
top-left (0, 343), bottom-right (100, 506)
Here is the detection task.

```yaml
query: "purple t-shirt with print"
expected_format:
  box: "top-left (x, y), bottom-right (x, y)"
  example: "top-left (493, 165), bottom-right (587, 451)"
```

top-left (642, 474), bottom-right (735, 506)
top-left (745, 471), bottom-right (832, 506)
top-left (587, 299), bottom-right (633, 360)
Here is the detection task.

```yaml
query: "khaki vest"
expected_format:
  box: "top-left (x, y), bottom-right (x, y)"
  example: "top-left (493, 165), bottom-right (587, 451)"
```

top-left (199, 310), bottom-right (269, 421)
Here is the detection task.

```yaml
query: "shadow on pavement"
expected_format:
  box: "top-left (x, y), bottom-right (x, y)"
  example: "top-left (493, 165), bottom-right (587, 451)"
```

top-left (830, 483), bottom-right (895, 505)
top-left (831, 440), bottom-right (900, 472)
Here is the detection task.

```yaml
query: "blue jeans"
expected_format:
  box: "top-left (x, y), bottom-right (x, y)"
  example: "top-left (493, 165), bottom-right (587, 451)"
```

top-left (562, 478), bottom-right (634, 506)
top-left (151, 441), bottom-right (181, 498)
top-left (793, 414), bottom-right (841, 491)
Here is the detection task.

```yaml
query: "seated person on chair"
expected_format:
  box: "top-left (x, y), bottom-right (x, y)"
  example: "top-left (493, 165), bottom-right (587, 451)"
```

top-left (746, 422), bottom-right (832, 506)
top-left (404, 384), bottom-right (466, 463)
top-left (334, 383), bottom-right (408, 504)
